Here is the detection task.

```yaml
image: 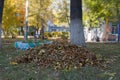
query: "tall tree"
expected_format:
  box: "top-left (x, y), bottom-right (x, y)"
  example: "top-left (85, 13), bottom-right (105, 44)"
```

top-left (83, 0), bottom-right (120, 27)
top-left (83, 0), bottom-right (111, 28)
top-left (56, 0), bottom-right (70, 26)
top-left (70, 0), bottom-right (85, 46)
top-left (0, 0), bottom-right (4, 51)
top-left (2, 0), bottom-right (20, 37)
top-left (83, 0), bottom-right (120, 41)
top-left (24, 0), bottom-right (29, 41)
top-left (29, 0), bottom-right (52, 39)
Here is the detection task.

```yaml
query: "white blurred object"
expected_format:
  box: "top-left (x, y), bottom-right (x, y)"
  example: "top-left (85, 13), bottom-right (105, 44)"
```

top-left (47, 20), bottom-right (54, 26)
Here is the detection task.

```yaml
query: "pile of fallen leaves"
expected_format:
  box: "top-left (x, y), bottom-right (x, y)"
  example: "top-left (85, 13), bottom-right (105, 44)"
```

top-left (13, 40), bottom-right (101, 70)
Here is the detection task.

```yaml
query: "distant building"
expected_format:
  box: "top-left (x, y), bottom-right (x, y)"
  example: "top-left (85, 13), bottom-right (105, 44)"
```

top-left (47, 20), bottom-right (70, 32)
top-left (48, 25), bottom-right (70, 32)
top-left (85, 21), bottom-right (119, 42)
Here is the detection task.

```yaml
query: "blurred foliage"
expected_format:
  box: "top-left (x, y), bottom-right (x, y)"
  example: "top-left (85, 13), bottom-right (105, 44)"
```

top-left (61, 32), bottom-right (69, 40)
top-left (2, 0), bottom-right (54, 36)
top-left (44, 31), bottom-right (69, 39)
top-left (2, 0), bottom-right (20, 37)
top-left (2, 0), bottom-right (120, 36)
top-left (54, 0), bottom-right (70, 26)
top-left (83, 0), bottom-right (120, 28)
top-left (28, 0), bottom-right (53, 28)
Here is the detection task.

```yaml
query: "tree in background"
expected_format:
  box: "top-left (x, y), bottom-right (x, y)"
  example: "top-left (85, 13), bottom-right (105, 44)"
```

top-left (83, 0), bottom-right (110, 28)
top-left (0, 0), bottom-right (4, 50)
top-left (15, 0), bottom-right (25, 36)
top-left (2, 0), bottom-right (20, 37)
top-left (83, 0), bottom-right (120, 41)
top-left (83, 0), bottom-right (120, 28)
top-left (29, 0), bottom-right (53, 39)
top-left (56, 0), bottom-right (70, 26)
top-left (70, 0), bottom-right (85, 46)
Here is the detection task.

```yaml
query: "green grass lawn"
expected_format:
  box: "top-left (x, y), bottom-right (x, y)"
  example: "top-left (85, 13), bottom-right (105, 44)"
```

top-left (0, 39), bottom-right (120, 80)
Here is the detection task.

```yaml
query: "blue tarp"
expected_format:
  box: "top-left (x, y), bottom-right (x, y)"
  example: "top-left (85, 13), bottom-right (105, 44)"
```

top-left (14, 40), bottom-right (53, 50)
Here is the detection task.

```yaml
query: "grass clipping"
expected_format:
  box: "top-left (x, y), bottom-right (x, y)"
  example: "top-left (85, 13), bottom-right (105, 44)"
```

top-left (14, 41), bottom-right (101, 70)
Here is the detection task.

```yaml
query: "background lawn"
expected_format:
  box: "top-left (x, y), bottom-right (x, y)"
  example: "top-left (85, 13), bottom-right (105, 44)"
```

top-left (0, 39), bottom-right (120, 80)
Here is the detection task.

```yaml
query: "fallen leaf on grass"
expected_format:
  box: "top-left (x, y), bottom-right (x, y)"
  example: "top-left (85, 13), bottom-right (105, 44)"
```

top-left (10, 61), bottom-right (18, 65)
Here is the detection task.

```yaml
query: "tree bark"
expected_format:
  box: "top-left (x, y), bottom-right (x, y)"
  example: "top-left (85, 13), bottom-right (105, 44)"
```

top-left (24, 0), bottom-right (29, 41)
top-left (116, 2), bottom-right (120, 42)
top-left (70, 0), bottom-right (85, 46)
top-left (40, 19), bottom-right (45, 39)
top-left (0, 0), bottom-right (4, 51)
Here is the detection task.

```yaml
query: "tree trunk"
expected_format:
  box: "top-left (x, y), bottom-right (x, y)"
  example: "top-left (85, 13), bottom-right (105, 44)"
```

top-left (24, 0), bottom-right (29, 41)
top-left (66, 15), bottom-right (70, 27)
top-left (0, 0), bottom-right (4, 51)
top-left (104, 19), bottom-right (109, 41)
top-left (70, 0), bottom-right (85, 46)
top-left (40, 19), bottom-right (45, 39)
top-left (118, 20), bottom-right (120, 42)
top-left (116, 2), bottom-right (120, 42)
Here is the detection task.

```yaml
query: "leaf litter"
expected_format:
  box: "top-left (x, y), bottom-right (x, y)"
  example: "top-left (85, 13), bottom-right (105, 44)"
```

top-left (13, 40), bottom-right (103, 70)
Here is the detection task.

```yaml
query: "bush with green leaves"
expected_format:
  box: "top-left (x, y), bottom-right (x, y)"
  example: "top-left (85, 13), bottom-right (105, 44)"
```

top-left (61, 32), bottom-right (69, 39)
top-left (44, 31), bottom-right (69, 39)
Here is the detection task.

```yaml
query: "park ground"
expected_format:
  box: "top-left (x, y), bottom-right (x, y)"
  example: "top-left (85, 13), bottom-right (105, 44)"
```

top-left (0, 39), bottom-right (120, 80)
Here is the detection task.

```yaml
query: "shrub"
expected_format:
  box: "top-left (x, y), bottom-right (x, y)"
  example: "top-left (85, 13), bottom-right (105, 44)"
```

top-left (44, 32), bottom-right (53, 39)
top-left (44, 31), bottom-right (69, 39)
top-left (61, 32), bottom-right (69, 40)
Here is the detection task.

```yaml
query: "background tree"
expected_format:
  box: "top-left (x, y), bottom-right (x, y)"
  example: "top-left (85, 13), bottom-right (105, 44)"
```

top-left (29, 0), bottom-right (53, 39)
top-left (56, 0), bottom-right (70, 26)
top-left (0, 0), bottom-right (4, 50)
top-left (83, 0), bottom-right (120, 41)
top-left (83, 0), bottom-right (120, 27)
top-left (70, 0), bottom-right (85, 46)
top-left (2, 0), bottom-right (20, 37)
top-left (15, 0), bottom-right (25, 35)
top-left (83, 0), bottom-right (111, 28)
